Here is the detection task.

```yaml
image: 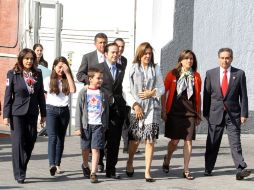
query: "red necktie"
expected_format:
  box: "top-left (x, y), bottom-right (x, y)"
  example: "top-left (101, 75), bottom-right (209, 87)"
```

top-left (221, 69), bottom-right (228, 97)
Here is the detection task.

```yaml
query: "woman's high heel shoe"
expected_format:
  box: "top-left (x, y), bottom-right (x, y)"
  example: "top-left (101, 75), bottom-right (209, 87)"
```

top-left (162, 155), bottom-right (169, 173)
top-left (145, 177), bottom-right (156, 182)
top-left (126, 162), bottom-right (134, 177)
top-left (183, 171), bottom-right (194, 180)
top-left (126, 167), bottom-right (134, 177)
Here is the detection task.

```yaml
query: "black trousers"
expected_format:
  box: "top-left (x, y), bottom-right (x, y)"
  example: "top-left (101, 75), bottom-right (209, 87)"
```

top-left (10, 114), bottom-right (38, 180)
top-left (99, 106), bottom-right (124, 175)
top-left (205, 112), bottom-right (247, 172)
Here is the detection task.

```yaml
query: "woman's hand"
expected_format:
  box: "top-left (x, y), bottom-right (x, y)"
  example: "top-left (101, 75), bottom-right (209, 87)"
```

top-left (3, 118), bottom-right (9, 126)
top-left (161, 111), bottom-right (167, 121)
top-left (195, 113), bottom-right (202, 126)
top-left (133, 104), bottom-right (144, 120)
top-left (62, 64), bottom-right (70, 75)
top-left (138, 89), bottom-right (156, 100)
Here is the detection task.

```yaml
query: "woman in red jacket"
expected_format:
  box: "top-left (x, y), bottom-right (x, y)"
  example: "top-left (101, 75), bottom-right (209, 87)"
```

top-left (161, 50), bottom-right (201, 180)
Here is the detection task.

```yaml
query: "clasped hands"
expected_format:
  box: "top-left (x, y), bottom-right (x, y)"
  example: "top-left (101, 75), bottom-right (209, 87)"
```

top-left (138, 89), bottom-right (156, 100)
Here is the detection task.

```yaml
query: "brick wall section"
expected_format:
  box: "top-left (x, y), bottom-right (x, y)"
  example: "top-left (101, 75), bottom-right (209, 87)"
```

top-left (0, 0), bottom-right (20, 125)
top-left (0, 0), bottom-right (19, 47)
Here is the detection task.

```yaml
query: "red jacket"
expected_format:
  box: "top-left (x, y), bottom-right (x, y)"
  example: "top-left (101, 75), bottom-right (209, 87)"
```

top-left (164, 71), bottom-right (202, 114)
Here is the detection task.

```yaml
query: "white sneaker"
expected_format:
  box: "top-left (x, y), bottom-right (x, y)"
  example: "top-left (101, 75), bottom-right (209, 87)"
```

top-left (56, 166), bottom-right (64, 174)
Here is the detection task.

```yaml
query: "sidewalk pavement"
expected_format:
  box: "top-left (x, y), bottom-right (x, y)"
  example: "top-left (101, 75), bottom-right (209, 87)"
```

top-left (0, 134), bottom-right (253, 190)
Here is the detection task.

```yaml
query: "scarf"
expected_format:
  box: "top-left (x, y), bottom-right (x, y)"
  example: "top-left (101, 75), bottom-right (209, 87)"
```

top-left (129, 63), bottom-right (159, 113)
top-left (176, 68), bottom-right (194, 99)
top-left (23, 71), bottom-right (37, 94)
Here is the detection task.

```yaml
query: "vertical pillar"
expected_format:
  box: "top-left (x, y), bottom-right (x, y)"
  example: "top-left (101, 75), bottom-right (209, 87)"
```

top-left (55, 2), bottom-right (62, 58)
top-left (33, 1), bottom-right (40, 44)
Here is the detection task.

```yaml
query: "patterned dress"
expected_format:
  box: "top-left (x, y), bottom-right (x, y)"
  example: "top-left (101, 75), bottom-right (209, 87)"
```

top-left (123, 63), bottom-right (165, 143)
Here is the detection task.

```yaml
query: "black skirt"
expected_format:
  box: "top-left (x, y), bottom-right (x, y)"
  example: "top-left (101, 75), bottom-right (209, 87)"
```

top-left (165, 114), bottom-right (196, 140)
top-left (164, 90), bottom-right (197, 140)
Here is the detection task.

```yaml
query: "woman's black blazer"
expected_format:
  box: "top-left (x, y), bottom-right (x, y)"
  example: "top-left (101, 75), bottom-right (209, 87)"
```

top-left (3, 69), bottom-right (46, 118)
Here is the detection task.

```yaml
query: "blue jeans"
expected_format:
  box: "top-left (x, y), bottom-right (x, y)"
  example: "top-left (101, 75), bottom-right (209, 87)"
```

top-left (46, 104), bottom-right (70, 166)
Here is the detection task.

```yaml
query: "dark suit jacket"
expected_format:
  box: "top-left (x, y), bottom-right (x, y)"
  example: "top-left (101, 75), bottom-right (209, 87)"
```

top-left (203, 66), bottom-right (248, 126)
top-left (3, 69), bottom-right (46, 118)
top-left (119, 56), bottom-right (127, 70)
top-left (76, 50), bottom-right (100, 84)
top-left (94, 62), bottom-right (126, 113)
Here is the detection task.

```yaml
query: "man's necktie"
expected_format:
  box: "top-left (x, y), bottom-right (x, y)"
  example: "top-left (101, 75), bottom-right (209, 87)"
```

top-left (221, 69), bottom-right (228, 97)
top-left (111, 64), bottom-right (117, 80)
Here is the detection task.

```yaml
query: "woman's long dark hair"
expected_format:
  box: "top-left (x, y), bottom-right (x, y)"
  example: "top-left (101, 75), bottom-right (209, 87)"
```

top-left (13, 48), bottom-right (38, 77)
top-left (49, 56), bottom-right (74, 95)
top-left (172, 50), bottom-right (197, 78)
top-left (33, 43), bottom-right (48, 68)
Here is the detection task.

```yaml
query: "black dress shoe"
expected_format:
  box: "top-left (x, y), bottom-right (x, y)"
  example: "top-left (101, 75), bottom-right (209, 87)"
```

top-left (106, 172), bottom-right (121, 179)
top-left (204, 170), bottom-right (212, 176)
top-left (145, 177), bottom-right (156, 182)
top-left (236, 169), bottom-right (251, 180)
top-left (98, 164), bottom-right (104, 173)
top-left (17, 179), bottom-right (25, 184)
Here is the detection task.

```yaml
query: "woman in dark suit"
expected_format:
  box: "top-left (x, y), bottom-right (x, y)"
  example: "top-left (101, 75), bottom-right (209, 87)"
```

top-left (3, 48), bottom-right (46, 184)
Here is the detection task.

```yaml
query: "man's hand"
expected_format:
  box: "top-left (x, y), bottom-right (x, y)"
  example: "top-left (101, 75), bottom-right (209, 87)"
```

top-left (240, 117), bottom-right (247, 125)
top-left (74, 129), bottom-right (81, 136)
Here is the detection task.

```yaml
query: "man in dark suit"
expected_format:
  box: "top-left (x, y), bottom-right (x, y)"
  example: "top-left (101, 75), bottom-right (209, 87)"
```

top-left (114, 38), bottom-right (130, 153)
top-left (76, 33), bottom-right (108, 84)
top-left (94, 43), bottom-right (126, 179)
top-left (203, 48), bottom-right (251, 180)
top-left (76, 33), bottom-right (107, 173)
top-left (114, 38), bottom-right (127, 69)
